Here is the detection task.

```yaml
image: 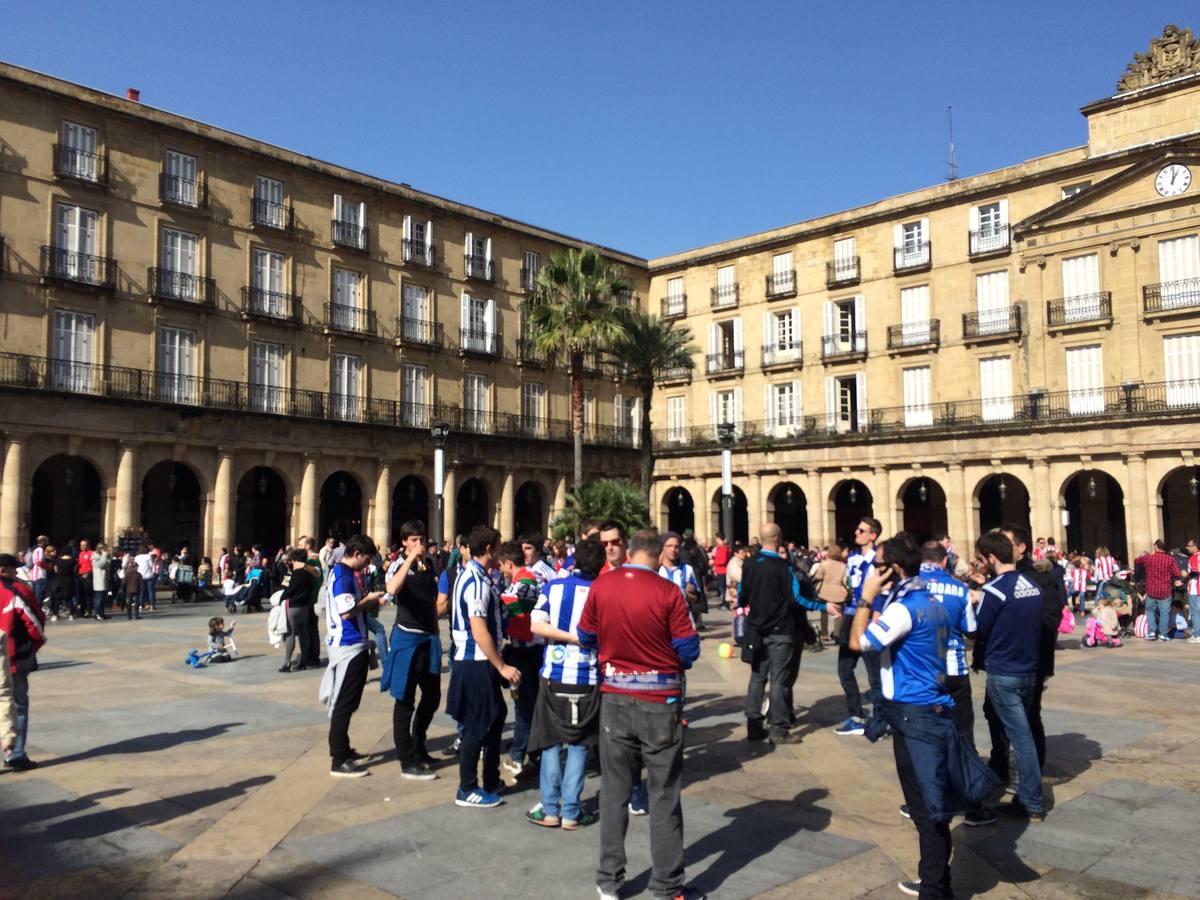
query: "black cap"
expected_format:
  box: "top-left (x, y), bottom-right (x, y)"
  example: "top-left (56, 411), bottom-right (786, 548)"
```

top-left (0, 553), bottom-right (18, 568)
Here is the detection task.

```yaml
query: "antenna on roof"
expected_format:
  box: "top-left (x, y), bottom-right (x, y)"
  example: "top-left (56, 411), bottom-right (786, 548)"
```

top-left (945, 106), bottom-right (959, 182)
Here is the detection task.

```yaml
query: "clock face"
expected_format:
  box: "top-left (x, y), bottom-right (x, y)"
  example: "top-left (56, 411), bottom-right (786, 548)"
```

top-left (1155, 164), bottom-right (1191, 197)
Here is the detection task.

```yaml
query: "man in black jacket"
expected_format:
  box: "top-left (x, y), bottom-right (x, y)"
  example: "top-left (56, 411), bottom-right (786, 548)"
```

top-left (999, 524), bottom-right (1064, 769)
top-left (742, 523), bottom-right (832, 744)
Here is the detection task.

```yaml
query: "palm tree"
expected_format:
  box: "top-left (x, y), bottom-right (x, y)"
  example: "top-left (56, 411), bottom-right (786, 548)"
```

top-left (523, 246), bottom-right (631, 488)
top-left (609, 309), bottom-right (698, 500)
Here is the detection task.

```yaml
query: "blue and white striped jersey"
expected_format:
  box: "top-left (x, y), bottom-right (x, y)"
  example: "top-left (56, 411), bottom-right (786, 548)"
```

top-left (921, 563), bottom-right (976, 677)
top-left (532, 574), bottom-right (598, 685)
top-left (324, 562), bottom-right (366, 648)
top-left (658, 562), bottom-right (699, 597)
top-left (451, 559), bottom-right (505, 662)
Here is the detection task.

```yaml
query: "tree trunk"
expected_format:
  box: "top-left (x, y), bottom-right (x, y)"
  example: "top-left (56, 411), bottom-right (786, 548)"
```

top-left (570, 351), bottom-right (584, 489)
top-left (640, 379), bottom-right (654, 502)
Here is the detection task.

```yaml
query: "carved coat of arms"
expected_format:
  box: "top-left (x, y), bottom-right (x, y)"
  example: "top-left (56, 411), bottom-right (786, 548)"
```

top-left (1117, 25), bottom-right (1200, 92)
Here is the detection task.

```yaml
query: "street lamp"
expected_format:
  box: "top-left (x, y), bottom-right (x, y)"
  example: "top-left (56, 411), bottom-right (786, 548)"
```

top-left (430, 420), bottom-right (450, 546)
top-left (717, 421), bottom-right (736, 543)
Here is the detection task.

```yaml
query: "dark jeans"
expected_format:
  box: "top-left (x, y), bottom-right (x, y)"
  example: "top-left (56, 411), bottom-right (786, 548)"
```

top-left (947, 673), bottom-right (984, 817)
top-left (126, 590), bottom-right (141, 619)
top-left (984, 673), bottom-right (1042, 814)
top-left (328, 651), bottom-right (369, 763)
top-left (503, 644), bottom-right (543, 764)
top-left (1030, 675), bottom-right (1047, 769)
top-left (305, 606), bottom-right (322, 665)
top-left (393, 640), bottom-right (441, 765)
top-left (715, 574), bottom-right (727, 605)
top-left (837, 615), bottom-right (865, 719)
top-left (598, 692), bottom-right (685, 898)
top-left (745, 633), bottom-right (794, 735)
top-left (893, 724), bottom-right (954, 898)
top-left (92, 590), bottom-right (107, 617)
top-left (283, 605), bottom-right (312, 667)
top-left (459, 698), bottom-right (505, 795)
top-left (782, 623), bottom-right (805, 716)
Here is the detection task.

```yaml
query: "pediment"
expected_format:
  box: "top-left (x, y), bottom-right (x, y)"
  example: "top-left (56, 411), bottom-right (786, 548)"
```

top-left (1016, 145), bottom-right (1200, 237)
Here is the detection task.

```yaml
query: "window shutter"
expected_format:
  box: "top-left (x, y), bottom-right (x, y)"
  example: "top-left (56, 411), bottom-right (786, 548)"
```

top-left (764, 383), bottom-right (776, 430)
top-left (465, 232), bottom-right (473, 258)
top-left (969, 205), bottom-right (980, 233)
top-left (824, 377), bottom-right (837, 429)
top-left (357, 201), bottom-right (366, 230)
top-left (790, 307), bottom-right (801, 347)
top-left (333, 194), bottom-right (343, 221)
top-left (792, 379), bottom-right (803, 416)
top-left (823, 301), bottom-right (834, 337)
top-left (855, 372), bottom-right (868, 432)
top-left (403, 214), bottom-right (413, 253)
top-left (919, 217), bottom-right (929, 243)
top-left (892, 223), bottom-right (903, 250)
top-left (460, 293), bottom-right (470, 335)
top-left (484, 237), bottom-right (492, 266)
top-left (732, 318), bottom-right (743, 352)
top-left (425, 220), bottom-right (434, 262)
top-left (853, 295), bottom-right (865, 346)
top-left (998, 199), bottom-right (1009, 225)
top-left (708, 322), bottom-right (719, 355)
top-left (484, 299), bottom-right (496, 344)
top-left (762, 312), bottom-right (774, 348)
top-left (733, 388), bottom-right (743, 428)
top-left (709, 392), bottom-right (718, 430)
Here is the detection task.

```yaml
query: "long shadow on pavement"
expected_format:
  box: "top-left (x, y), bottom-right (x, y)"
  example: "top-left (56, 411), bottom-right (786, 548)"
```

top-left (40, 722), bottom-right (246, 767)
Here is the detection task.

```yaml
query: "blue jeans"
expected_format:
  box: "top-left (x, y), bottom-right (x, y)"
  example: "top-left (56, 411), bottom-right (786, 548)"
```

top-left (141, 578), bottom-right (156, 610)
top-left (367, 617), bottom-right (388, 661)
top-left (1145, 596), bottom-right (1171, 637)
top-left (9, 671), bottom-right (29, 761)
top-left (539, 743), bottom-right (589, 820)
top-left (93, 590), bottom-right (107, 617)
top-left (985, 673), bottom-right (1042, 814)
top-left (1190, 595), bottom-right (1200, 634)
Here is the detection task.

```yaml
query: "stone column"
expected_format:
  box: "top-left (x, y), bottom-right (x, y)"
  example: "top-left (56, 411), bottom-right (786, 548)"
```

top-left (1030, 458), bottom-right (1052, 543)
top-left (552, 473), bottom-right (568, 520)
top-left (443, 468), bottom-right (457, 542)
top-left (1125, 453), bottom-right (1151, 555)
top-left (299, 454), bottom-right (318, 540)
top-left (0, 435), bottom-right (26, 554)
top-left (818, 470), bottom-right (837, 544)
top-left (959, 464), bottom-right (977, 549)
top-left (797, 471), bottom-right (818, 547)
top-left (114, 442), bottom-right (138, 537)
top-left (498, 470), bottom-right (515, 537)
top-left (886, 467), bottom-right (906, 537)
top-left (945, 462), bottom-right (967, 548)
top-left (374, 461), bottom-right (392, 549)
top-left (211, 449), bottom-right (234, 557)
top-left (745, 472), bottom-right (763, 541)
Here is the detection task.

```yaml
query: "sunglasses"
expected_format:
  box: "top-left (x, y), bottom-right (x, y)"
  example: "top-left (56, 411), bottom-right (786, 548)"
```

top-left (601, 539), bottom-right (624, 547)
top-left (854, 527), bottom-right (875, 535)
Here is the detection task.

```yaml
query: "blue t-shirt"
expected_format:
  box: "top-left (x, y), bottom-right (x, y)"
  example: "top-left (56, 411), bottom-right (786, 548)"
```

top-left (324, 562), bottom-right (366, 648)
top-left (862, 585), bottom-right (952, 707)
top-left (921, 563), bottom-right (976, 677)
top-left (975, 569), bottom-right (1043, 678)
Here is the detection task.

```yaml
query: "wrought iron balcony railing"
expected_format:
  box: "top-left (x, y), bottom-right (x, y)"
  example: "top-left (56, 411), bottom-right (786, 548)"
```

top-left (705, 351), bottom-right (744, 376)
top-left (403, 238), bottom-right (436, 267)
top-left (969, 225), bottom-right (1010, 256)
top-left (886, 319), bottom-right (941, 350)
top-left (242, 287), bottom-right (302, 322)
top-left (53, 144), bottom-right (107, 186)
top-left (39, 245), bottom-right (116, 289)
top-left (331, 220), bottom-right (369, 251)
top-left (963, 305), bottom-right (1021, 340)
top-left (517, 338), bottom-right (548, 366)
top-left (1144, 277), bottom-right (1200, 315)
top-left (324, 302), bottom-right (376, 334)
top-left (148, 267), bottom-right (216, 306)
top-left (459, 327), bottom-right (501, 356)
top-left (711, 285), bottom-right (739, 310)
top-left (765, 270), bottom-right (796, 299)
top-left (252, 196), bottom-right (294, 231)
top-left (464, 254), bottom-right (493, 282)
top-left (761, 341), bottom-right (803, 368)
top-left (1046, 292), bottom-right (1112, 327)
top-left (821, 332), bottom-right (867, 360)
top-left (893, 241), bottom-right (931, 272)
top-left (160, 172), bottom-right (205, 209)
top-left (661, 295), bottom-right (687, 320)
top-left (395, 316), bottom-right (443, 347)
top-left (826, 257), bottom-right (860, 287)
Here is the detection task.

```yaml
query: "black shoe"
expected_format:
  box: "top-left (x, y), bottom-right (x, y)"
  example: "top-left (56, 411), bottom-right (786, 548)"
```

top-left (400, 761), bottom-right (438, 781)
top-left (769, 732), bottom-right (802, 745)
top-left (330, 759), bottom-right (368, 778)
top-left (964, 809), bottom-right (997, 826)
top-left (897, 881), bottom-right (920, 897)
top-left (899, 804), bottom-right (912, 820)
top-left (347, 748), bottom-right (367, 761)
top-left (4, 757), bottom-right (38, 771)
top-left (747, 724), bottom-right (768, 742)
top-left (278, 665), bottom-right (292, 673)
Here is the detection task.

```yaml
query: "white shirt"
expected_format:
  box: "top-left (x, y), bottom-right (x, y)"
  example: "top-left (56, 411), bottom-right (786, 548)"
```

top-left (135, 553), bottom-right (154, 580)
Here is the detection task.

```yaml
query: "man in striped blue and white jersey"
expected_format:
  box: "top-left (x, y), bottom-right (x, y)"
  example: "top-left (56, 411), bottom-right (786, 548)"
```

top-left (446, 525), bottom-right (520, 809)
top-left (659, 531), bottom-right (701, 626)
top-left (524, 537), bottom-right (604, 828)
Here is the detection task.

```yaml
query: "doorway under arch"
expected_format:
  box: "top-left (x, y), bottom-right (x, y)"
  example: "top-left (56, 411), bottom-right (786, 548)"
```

top-left (710, 486), bottom-right (749, 545)
top-left (768, 482), bottom-right (808, 545)
top-left (831, 479), bottom-right (873, 546)
top-left (515, 481), bottom-right (546, 537)
top-left (900, 477), bottom-right (948, 544)
top-left (235, 466), bottom-right (288, 556)
top-left (663, 487), bottom-right (695, 536)
top-left (319, 471), bottom-right (363, 542)
top-left (976, 474), bottom-right (1031, 536)
top-left (29, 454), bottom-right (103, 546)
top-left (1160, 466), bottom-right (1200, 550)
top-left (391, 475), bottom-right (430, 538)
top-left (142, 461), bottom-right (202, 554)
top-left (1063, 470), bottom-right (1127, 559)
top-left (456, 478), bottom-right (490, 536)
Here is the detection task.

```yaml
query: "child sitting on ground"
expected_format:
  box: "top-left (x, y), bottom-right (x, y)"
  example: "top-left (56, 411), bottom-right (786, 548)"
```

top-left (208, 616), bottom-right (237, 662)
top-left (1085, 597), bottom-right (1123, 647)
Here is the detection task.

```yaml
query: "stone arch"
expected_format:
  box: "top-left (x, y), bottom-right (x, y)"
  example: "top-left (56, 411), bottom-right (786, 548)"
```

top-left (1060, 469), bottom-right (1128, 560)
top-left (141, 460), bottom-right (204, 554)
top-left (319, 470), bottom-right (365, 542)
top-left (514, 480), bottom-right (546, 538)
top-left (235, 466), bottom-right (289, 556)
top-left (828, 478), bottom-right (873, 546)
top-left (709, 485), bottom-right (749, 544)
top-left (896, 475), bottom-right (948, 544)
top-left (392, 473), bottom-right (431, 539)
top-left (662, 486), bottom-right (695, 536)
top-left (29, 453), bottom-right (105, 546)
top-left (1158, 465), bottom-right (1200, 549)
top-left (456, 477), bottom-right (491, 535)
top-left (765, 481), bottom-right (808, 546)
top-left (972, 472), bottom-right (1031, 537)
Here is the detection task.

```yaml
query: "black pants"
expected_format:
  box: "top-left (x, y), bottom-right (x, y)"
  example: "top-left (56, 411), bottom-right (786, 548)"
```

top-left (459, 702), bottom-right (505, 794)
top-left (745, 633), bottom-right (794, 736)
top-left (393, 640), bottom-right (441, 765)
top-left (283, 605), bottom-right (312, 666)
top-left (893, 727), bottom-right (953, 899)
top-left (837, 615), bottom-right (865, 718)
top-left (503, 644), bottom-right (543, 763)
top-left (305, 607), bottom-right (322, 665)
top-left (328, 651), bottom-right (369, 763)
top-left (782, 622), bottom-right (805, 716)
top-left (598, 692), bottom-right (685, 898)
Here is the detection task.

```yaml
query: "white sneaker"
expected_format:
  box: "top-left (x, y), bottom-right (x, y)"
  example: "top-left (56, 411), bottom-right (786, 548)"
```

top-left (1188, 636), bottom-right (1200, 644)
top-left (597, 886), bottom-right (620, 900)
top-left (50, 615), bottom-right (58, 622)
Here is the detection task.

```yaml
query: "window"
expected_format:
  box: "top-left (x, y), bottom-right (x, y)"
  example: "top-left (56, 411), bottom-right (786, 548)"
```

top-left (970, 200), bottom-right (1009, 253)
top-left (402, 283), bottom-right (430, 341)
top-left (714, 265), bottom-right (737, 307)
top-left (59, 121), bottom-right (99, 181)
top-left (1066, 345), bottom-right (1104, 415)
top-left (902, 366), bottom-right (932, 427)
top-left (615, 394), bottom-right (642, 447)
top-left (158, 326), bottom-right (197, 404)
top-left (51, 309), bottom-right (95, 392)
top-left (331, 353), bottom-right (362, 421)
top-left (402, 364), bottom-right (429, 427)
top-left (709, 388), bottom-right (742, 437)
top-left (332, 268), bottom-right (363, 330)
top-left (1060, 253), bottom-right (1101, 320)
top-left (522, 382), bottom-right (545, 434)
top-left (765, 379), bottom-right (802, 437)
top-left (1157, 234), bottom-right (1200, 308)
top-left (979, 356), bottom-right (1013, 422)
top-left (53, 202), bottom-right (99, 281)
top-left (254, 176), bottom-right (286, 228)
top-left (164, 150), bottom-right (199, 206)
top-left (894, 219), bottom-right (929, 267)
top-left (465, 232), bottom-right (492, 279)
top-left (665, 276), bottom-right (685, 316)
top-left (1061, 181), bottom-right (1091, 198)
top-left (464, 373), bottom-right (489, 432)
top-left (707, 319), bottom-right (743, 371)
top-left (824, 297), bottom-right (864, 353)
top-left (899, 285), bottom-right (931, 344)
top-left (582, 389), bottom-right (594, 434)
top-left (159, 227), bottom-right (201, 299)
top-left (522, 250), bottom-right (541, 291)
top-left (825, 374), bottom-right (866, 433)
top-left (762, 308), bottom-right (802, 365)
top-left (769, 252), bottom-right (794, 294)
top-left (461, 293), bottom-right (496, 353)
top-left (975, 270), bottom-right (1010, 333)
top-left (403, 215), bottom-right (433, 265)
top-left (333, 195), bottom-right (367, 249)
top-left (832, 237), bottom-right (857, 280)
top-left (252, 249), bottom-right (287, 316)
top-left (250, 341), bottom-right (284, 413)
top-left (666, 396), bottom-right (686, 443)
top-left (1164, 333), bottom-right (1200, 407)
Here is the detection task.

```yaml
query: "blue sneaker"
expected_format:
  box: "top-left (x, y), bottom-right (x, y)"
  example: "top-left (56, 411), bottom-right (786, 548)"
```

top-left (455, 787), bottom-right (503, 808)
top-left (834, 717), bottom-right (865, 736)
top-left (628, 782), bottom-right (648, 815)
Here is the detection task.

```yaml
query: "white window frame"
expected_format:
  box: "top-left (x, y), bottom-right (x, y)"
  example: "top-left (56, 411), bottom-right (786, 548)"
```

top-left (975, 270), bottom-right (1011, 334)
top-left (157, 326), bottom-right (197, 404)
top-left (331, 353), bottom-right (362, 421)
top-left (51, 309), bottom-right (95, 393)
top-left (899, 285), bottom-right (931, 345)
top-left (464, 372), bottom-right (489, 432)
top-left (164, 150), bottom-right (198, 206)
top-left (60, 121), bottom-right (99, 181)
top-left (1066, 345), bottom-right (1105, 415)
top-left (1164, 333), bottom-right (1200, 408)
top-left (250, 341), bottom-right (284, 413)
top-left (251, 248), bottom-right (287, 316)
top-left (53, 202), bottom-right (99, 281)
top-left (666, 396), bottom-right (686, 444)
top-left (332, 268), bottom-right (363, 330)
top-left (159, 227), bottom-right (201, 300)
top-left (401, 363), bottom-right (429, 427)
top-left (979, 356), bottom-right (1013, 422)
top-left (902, 366), bottom-right (933, 427)
top-left (254, 176), bottom-right (285, 228)
top-left (522, 381), bottom-right (546, 435)
top-left (1157, 235), bottom-right (1200, 308)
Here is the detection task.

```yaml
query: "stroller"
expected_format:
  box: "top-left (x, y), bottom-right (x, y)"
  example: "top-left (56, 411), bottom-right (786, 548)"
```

top-left (1099, 576), bottom-right (1138, 639)
top-left (173, 564), bottom-right (196, 603)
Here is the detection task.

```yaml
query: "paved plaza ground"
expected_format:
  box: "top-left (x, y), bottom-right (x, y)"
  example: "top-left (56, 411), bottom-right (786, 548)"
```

top-left (4, 598), bottom-right (1200, 900)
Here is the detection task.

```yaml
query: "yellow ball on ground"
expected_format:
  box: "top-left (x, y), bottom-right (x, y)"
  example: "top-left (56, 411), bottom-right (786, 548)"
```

top-left (717, 642), bottom-right (733, 659)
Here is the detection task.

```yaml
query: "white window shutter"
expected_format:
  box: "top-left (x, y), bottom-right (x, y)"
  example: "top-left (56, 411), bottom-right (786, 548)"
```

top-left (764, 383), bottom-right (776, 430)
top-left (708, 322), bottom-right (719, 355)
top-left (709, 392), bottom-right (718, 429)
top-left (403, 214), bottom-right (412, 241)
top-left (824, 377), bottom-right (837, 429)
top-left (333, 194), bottom-right (343, 221)
top-left (732, 318), bottom-right (743, 352)
top-left (969, 205), bottom-right (980, 233)
top-left (790, 307), bottom-right (801, 346)
top-left (762, 312), bottom-right (774, 346)
top-left (792, 379), bottom-right (803, 416)
top-left (460, 293), bottom-right (470, 332)
top-left (484, 298), bottom-right (496, 337)
top-left (892, 223), bottom-right (903, 250)
top-left (733, 388), bottom-right (743, 427)
top-left (425, 220), bottom-right (434, 259)
top-left (853, 295), bottom-right (865, 345)
top-left (357, 201), bottom-right (366, 229)
top-left (465, 232), bottom-right (473, 258)
top-left (919, 217), bottom-right (929, 242)
top-left (855, 372), bottom-right (868, 432)
top-left (998, 198), bottom-right (1009, 225)
top-left (823, 301), bottom-right (834, 337)
top-left (484, 237), bottom-right (492, 266)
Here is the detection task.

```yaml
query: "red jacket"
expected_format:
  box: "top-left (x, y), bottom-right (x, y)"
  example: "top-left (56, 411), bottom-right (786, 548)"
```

top-left (1, 576), bottom-right (46, 674)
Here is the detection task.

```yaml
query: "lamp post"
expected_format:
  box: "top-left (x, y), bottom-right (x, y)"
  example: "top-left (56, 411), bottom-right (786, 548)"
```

top-left (430, 421), bottom-right (450, 546)
top-left (717, 422), bottom-right (736, 543)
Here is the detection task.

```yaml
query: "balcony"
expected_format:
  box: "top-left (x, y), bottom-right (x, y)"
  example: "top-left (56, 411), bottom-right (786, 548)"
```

top-left (241, 287), bottom-right (302, 323)
top-left (969, 225), bottom-right (1010, 257)
top-left (761, 341), bottom-right (803, 369)
top-left (886, 319), bottom-right (941, 352)
top-left (39, 246), bottom-right (116, 290)
top-left (963, 305), bottom-right (1021, 342)
top-left (711, 284), bottom-right (739, 310)
top-left (395, 316), bottom-right (443, 348)
top-left (893, 241), bottom-right (932, 273)
top-left (657, 364), bottom-right (692, 385)
top-left (1046, 292), bottom-right (1113, 330)
top-left (251, 196), bottom-right (294, 231)
top-left (53, 144), bottom-right (107, 186)
top-left (403, 238), bottom-right (435, 267)
top-left (821, 333), bottom-right (867, 362)
top-left (660, 295), bottom-right (687, 320)
top-left (459, 327), bottom-right (501, 357)
top-left (324, 302), bottom-right (376, 335)
top-left (464, 254), bottom-right (493, 282)
top-left (521, 267), bottom-right (539, 292)
top-left (1144, 278), bottom-right (1200, 317)
top-left (765, 270), bottom-right (797, 299)
top-left (705, 350), bottom-right (744, 377)
top-left (516, 338), bottom-right (548, 367)
top-left (331, 220), bottom-right (369, 252)
top-left (148, 268), bottom-right (216, 307)
top-left (826, 257), bottom-right (860, 288)
top-left (159, 172), bottom-right (206, 209)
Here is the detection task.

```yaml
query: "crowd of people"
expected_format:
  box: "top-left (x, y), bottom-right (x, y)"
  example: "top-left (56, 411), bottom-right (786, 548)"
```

top-left (1, 517), bottom-right (1199, 900)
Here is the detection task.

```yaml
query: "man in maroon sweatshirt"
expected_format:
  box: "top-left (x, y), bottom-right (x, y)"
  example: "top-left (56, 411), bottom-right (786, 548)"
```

top-left (578, 529), bottom-right (703, 900)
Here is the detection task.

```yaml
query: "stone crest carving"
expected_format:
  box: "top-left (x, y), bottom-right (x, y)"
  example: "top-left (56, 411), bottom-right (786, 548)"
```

top-left (1117, 25), bottom-right (1200, 92)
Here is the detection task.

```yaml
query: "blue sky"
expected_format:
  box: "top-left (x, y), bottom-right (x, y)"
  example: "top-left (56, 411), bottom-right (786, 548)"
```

top-left (3, 2), bottom-right (1194, 257)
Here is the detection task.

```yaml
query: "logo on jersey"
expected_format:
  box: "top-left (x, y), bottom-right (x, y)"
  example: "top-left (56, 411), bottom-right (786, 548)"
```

top-left (1013, 575), bottom-right (1040, 599)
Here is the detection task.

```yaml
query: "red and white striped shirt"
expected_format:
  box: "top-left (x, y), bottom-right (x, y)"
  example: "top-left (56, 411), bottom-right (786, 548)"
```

top-left (1189, 552), bottom-right (1200, 596)
top-left (1032, 545), bottom-right (1047, 561)
top-left (1094, 555), bottom-right (1118, 581)
top-left (1069, 565), bottom-right (1089, 593)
